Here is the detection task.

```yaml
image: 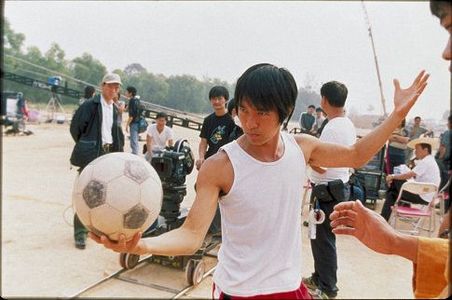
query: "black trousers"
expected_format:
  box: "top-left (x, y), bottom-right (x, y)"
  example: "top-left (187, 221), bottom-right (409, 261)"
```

top-left (309, 184), bottom-right (350, 296)
top-left (380, 179), bottom-right (429, 220)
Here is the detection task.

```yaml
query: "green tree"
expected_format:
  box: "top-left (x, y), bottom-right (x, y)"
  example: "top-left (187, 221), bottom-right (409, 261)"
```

top-left (70, 53), bottom-right (107, 87)
top-left (44, 43), bottom-right (68, 74)
top-left (3, 18), bottom-right (25, 56)
top-left (166, 75), bottom-right (206, 113)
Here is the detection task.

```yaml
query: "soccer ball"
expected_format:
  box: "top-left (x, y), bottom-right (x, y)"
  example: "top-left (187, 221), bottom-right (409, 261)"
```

top-left (72, 152), bottom-right (162, 241)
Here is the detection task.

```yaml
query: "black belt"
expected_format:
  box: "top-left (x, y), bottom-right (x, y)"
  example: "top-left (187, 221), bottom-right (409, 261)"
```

top-left (102, 143), bottom-right (113, 153)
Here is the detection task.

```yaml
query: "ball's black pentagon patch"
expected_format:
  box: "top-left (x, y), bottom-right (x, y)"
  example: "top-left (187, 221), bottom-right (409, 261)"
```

top-left (123, 204), bottom-right (149, 229)
top-left (82, 180), bottom-right (106, 209)
top-left (124, 160), bottom-right (150, 184)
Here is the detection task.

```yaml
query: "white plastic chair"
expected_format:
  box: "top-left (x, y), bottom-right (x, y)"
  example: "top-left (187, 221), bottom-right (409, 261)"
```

top-left (389, 181), bottom-right (439, 236)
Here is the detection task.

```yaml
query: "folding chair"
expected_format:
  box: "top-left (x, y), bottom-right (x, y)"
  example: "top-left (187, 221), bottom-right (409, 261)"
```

top-left (436, 177), bottom-right (451, 223)
top-left (389, 182), bottom-right (439, 236)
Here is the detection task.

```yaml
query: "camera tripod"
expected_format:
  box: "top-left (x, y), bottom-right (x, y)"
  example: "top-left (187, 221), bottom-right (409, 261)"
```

top-left (45, 89), bottom-right (66, 122)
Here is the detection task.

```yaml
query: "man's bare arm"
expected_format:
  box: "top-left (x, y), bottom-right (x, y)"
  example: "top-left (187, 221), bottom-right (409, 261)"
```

top-left (90, 153), bottom-right (230, 256)
top-left (300, 71), bottom-right (429, 169)
top-left (196, 138), bottom-right (208, 170)
top-left (146, 135), bottom-right (153, 153)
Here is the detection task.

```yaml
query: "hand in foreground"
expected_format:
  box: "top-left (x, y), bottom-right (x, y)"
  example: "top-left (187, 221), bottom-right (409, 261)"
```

top-left (89, 231), bottom-right (145, 255)
top-left (330, 200), bottom-right (398, 255)
top-left (393, 70), bottom-right (429, 117)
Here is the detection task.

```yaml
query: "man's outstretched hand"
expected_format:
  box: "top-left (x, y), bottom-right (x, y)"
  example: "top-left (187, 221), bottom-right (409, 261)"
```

top-left (89, 231), bottom-right (146, 255)
top-left (393, 70), bottom-right (429, 117)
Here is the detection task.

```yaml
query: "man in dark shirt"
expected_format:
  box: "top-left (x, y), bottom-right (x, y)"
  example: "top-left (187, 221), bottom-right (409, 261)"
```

top-left (299, 104), bottom-right (316, 134)
top-left (125, 86), bottom-right (140, 155)
top-left (196, 86), bottom-right (235, 235)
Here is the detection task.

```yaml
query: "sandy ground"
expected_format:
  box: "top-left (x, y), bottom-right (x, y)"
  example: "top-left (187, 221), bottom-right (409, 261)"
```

top-left (1, 120), bottom-right (421, 298)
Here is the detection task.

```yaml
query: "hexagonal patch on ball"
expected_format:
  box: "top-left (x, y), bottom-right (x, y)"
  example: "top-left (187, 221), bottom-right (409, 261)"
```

top-left (82, 180), bottom-right (106, 209)
top-left (123, 204), bottom-right (149, 229)
top-left (124, 160), bottom-right (150, 184)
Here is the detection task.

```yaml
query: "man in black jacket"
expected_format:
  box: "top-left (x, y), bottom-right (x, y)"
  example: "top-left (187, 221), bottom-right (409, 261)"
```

top-left (70, 73), bottom-right (124, 249)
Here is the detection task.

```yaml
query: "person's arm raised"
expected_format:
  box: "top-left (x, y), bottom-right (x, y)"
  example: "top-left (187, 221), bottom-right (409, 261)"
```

top-left (303, 71), bottom-right (429, 169)
top-left (90, 153), bottom-right (228, 256)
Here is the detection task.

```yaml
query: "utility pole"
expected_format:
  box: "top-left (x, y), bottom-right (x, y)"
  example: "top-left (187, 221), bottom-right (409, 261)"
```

top-left (362, 1), bottom-right (388, 117)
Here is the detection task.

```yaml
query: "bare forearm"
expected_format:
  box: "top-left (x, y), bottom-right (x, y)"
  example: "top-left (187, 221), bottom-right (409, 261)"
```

top-left (389, 172), bottom-right (415, 181)
top-left (198, 140), bottom-right (207, 160)
top-left (127, 116), bottom-right (133, 126)
top-left (391, 233), bottom-right (419, 263)
top-left (354, 111), bottom-right (404, 167)
top-left (146, 136), bottom-right (152, 152)
top-left (140, 227), bottom-right (203, 256)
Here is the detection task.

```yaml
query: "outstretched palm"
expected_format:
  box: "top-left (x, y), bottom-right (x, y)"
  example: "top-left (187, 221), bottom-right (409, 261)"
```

top-left (393, 70), bottom-right (429, 117)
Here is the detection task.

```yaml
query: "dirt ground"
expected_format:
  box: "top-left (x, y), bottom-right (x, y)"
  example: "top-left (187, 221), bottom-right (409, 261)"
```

top-left (1, 119), bottom-right (419, 298)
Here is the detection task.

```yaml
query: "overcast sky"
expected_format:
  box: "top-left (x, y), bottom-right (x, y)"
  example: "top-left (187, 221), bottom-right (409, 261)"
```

top-left (4, 1), bottom-right (450, 120)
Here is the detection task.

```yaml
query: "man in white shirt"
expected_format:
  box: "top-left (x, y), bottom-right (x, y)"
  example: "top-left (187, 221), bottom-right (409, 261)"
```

top-left (144, 112), bottom-right (174, 161)
top-left (381, 137), bottom-right (441, 220)
top-left (303, 81), bottom-right (356, 299)
top-left (70, 73), bottom-right (124, 249)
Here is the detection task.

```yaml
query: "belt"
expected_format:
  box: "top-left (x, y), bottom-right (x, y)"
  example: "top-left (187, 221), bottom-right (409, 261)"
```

top-left (102, 143), bottom-right (113, 153)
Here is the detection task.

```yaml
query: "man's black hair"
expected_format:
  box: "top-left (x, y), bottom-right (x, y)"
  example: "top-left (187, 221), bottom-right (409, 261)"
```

top-left (430, 1), bottom-right (450, 18)
top-left (209, 86), bottom-right (229, 101)
top-left (308, 105), bottom-right (316, 109)
top-left (156, 111), bottom-right (168, 120)
top-left (127, 86), bottom-right (137, 97)
top-left (227, 98), bottom-right (236, 115)
top-left (234, 63), bottom-right (298, 125)
top-left (320, 81), bottom-right (348, 108)
top-left (84, 86), bottom-right (95, 99)
top-left (448, 115), bottom-right (452, 123)
top-left (415, 116), bottom-right (421, 121)
top-left (419, 143), bottom-right (432, 154)
top-left (315, 107), bottom-right (323, 113)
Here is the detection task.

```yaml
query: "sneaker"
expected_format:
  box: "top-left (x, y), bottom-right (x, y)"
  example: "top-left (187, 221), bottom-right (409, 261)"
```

top-left (75, 238), bottom-right (86, 250)
top-left (302, 276), bottom-right (319, 291)
top-left (309, 289), bottom-right (335, 299)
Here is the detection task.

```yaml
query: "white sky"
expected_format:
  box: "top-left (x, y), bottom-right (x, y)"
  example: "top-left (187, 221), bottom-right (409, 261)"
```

top-left (4, 1), bottom-right (451, 120)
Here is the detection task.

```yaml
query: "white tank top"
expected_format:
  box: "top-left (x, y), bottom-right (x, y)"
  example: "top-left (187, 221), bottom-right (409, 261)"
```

top-left (213, 132), bottom-right (306, 296)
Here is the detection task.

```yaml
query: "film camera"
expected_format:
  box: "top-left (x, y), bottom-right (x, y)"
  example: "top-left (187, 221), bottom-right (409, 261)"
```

top-left (150, 139), bottom-right (195, 228)
top-left (120, 139), bottom-right (217, 285)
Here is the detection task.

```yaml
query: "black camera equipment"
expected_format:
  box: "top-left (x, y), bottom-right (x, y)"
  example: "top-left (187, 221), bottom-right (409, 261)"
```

top-left (150, 139), bottom-right (194, 228)
top-left (119, 138), bottom-right (218, 286)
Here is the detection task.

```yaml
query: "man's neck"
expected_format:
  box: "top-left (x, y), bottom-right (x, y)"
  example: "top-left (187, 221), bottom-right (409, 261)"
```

top-left (214, 108), bottom-right (227, 116)
top-left (156, 125), bottom-right (164, 133)
top-left (326, 108), bottom-right (345, 120)
top-left (238, 131), bottom-right (283, 162)
top-left (102, 94), bottom-right (113, 105)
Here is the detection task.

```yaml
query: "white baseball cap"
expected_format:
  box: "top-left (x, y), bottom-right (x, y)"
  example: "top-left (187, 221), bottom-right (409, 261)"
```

top-left (102, 73), bottom-right (122, 85)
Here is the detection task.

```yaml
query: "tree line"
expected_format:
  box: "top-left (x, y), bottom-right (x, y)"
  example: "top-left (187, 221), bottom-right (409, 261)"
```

top-left (3, 18), bottom-right (320, 119)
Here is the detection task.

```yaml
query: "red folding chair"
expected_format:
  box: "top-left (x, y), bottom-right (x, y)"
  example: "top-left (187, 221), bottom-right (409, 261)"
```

top-left (389, 182), bottom-right (439, 236)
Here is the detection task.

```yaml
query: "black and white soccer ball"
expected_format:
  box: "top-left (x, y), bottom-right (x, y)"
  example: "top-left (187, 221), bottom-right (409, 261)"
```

top-left (72, 152), bottom-right (162, 241)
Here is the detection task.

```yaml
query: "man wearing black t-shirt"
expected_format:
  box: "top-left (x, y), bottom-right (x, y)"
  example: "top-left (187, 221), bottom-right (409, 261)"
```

top-left (196, 86), bottom-right (235, 235)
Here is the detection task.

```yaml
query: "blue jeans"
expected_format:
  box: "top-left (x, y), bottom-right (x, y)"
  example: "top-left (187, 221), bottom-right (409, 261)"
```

top-left (129, 122), bottom-right (139, 155)
top-left (310, 185), bottom-right (350, 296)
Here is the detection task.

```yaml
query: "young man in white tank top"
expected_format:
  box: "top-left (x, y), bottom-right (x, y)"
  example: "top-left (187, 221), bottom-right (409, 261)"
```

top-left (91, 64), bottom-right (429, 299)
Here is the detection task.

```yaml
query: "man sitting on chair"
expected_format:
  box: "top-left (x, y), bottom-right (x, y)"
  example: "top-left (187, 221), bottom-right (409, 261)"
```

top-left (381, 137), bottom-right (441, 221)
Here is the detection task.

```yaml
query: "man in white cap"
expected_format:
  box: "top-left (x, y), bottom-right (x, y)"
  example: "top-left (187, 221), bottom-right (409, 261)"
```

top-left (380, 137), bottom-right (441, 220)
top-left (70, 73), bottom-right (125, 249)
